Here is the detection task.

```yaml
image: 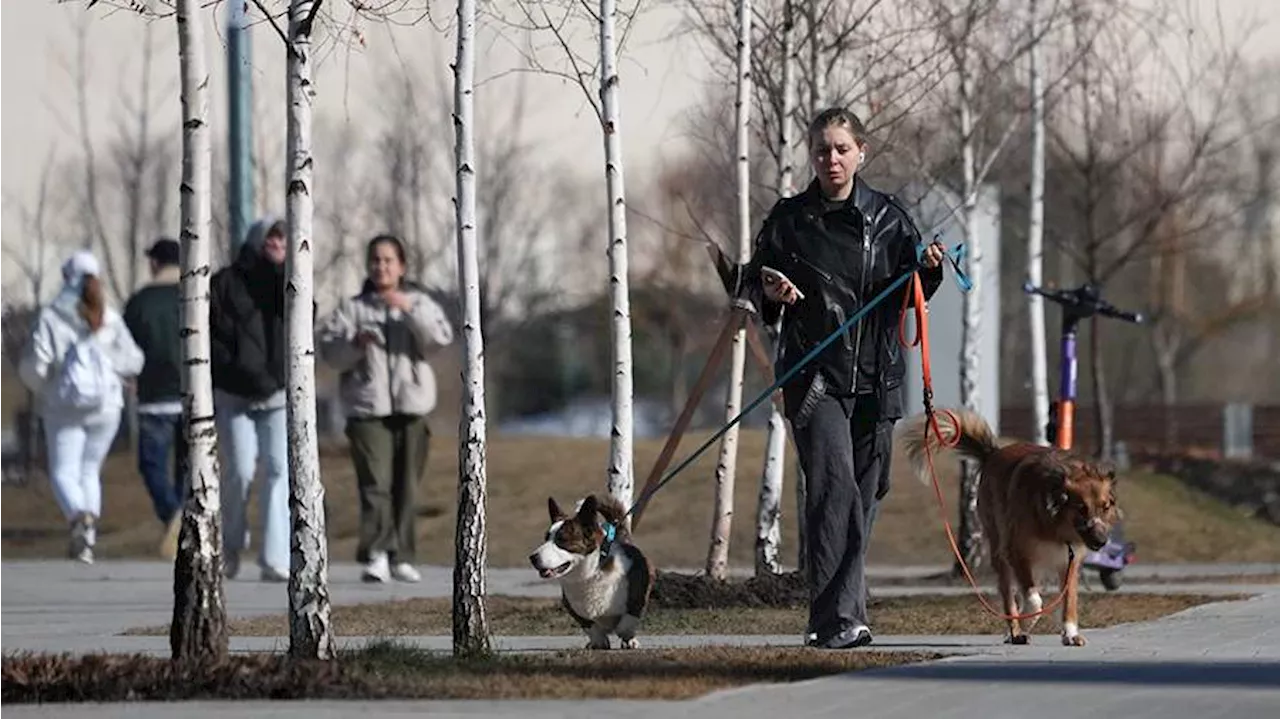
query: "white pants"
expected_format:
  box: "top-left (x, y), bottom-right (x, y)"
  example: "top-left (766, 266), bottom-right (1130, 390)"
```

top-left (44, 409), bottom-right (122, 522)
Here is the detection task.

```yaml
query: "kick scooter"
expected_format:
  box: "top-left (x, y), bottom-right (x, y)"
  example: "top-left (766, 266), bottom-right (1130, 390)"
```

top-left (1023, 281), bottom-right (1144, 591)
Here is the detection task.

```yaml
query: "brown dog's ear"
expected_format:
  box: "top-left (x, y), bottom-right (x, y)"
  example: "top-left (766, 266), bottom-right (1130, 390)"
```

top-left (548, 497), bottom-right (567, 523)
top-left (1045, 489), bottom-right (1069, 519)
top-left (575, 495), bottom-right (600, 527)
top-left (1042, 458), bottom-right (1070, 518)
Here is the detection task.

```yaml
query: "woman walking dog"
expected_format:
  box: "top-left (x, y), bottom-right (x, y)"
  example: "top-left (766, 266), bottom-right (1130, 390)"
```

top-left (319, 234), bottom-right (454, 583)
top-left (743, 108), bottom-right (947, 648)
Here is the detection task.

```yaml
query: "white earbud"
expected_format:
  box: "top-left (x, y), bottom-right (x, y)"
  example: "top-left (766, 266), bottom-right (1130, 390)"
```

top-left (859, 151), bottom-right (866, 164)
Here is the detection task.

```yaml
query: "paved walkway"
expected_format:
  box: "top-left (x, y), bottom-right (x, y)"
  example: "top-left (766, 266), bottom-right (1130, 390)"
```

top-left (3, 561), bottom-right (1278, 717)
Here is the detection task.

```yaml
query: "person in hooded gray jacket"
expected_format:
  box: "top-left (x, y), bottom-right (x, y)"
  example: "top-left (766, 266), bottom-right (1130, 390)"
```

top-left (318, 234), bottom-right (454, 583)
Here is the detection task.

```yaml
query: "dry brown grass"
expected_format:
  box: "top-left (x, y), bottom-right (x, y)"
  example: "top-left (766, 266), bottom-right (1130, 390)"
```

top-left (123, 592), bottom-right (1235, 639)
top-left (5, 430), bottom-right (1280, 567)
top-left (1, 644), bottom-right (940, 703)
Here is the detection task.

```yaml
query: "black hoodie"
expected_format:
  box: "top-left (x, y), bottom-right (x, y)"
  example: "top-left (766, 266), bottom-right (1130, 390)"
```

top-left (209, 216), bottom-right (286, 400)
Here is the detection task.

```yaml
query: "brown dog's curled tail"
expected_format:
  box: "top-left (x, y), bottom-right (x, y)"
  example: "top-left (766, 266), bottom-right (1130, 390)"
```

top-left (899, 409), bottom-right (1001, 484)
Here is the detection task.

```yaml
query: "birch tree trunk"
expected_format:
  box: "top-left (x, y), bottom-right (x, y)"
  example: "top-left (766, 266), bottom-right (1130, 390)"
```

top-left (1027, 0), bottom-right (1051, 446)
top-left (805, 0), bottom-right (825, 113)
top-left (170, 0), bottom-right (227, 664)
top-left (599, 0), bottom-right (635, 519)
top-left (756, 0), bottom-right (794, 578)
top-left (284, 0), bottom-right (334, 661)
top-left (452, 0), bottom-right (492, 658)
top-left (707, 0), bottom-right (752, 581)
top-left (955, 64), bottom-right (984, 573)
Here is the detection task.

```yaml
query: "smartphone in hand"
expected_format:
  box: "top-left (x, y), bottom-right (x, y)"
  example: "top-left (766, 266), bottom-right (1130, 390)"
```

top-left (761, 265), bottom-right (805, 300)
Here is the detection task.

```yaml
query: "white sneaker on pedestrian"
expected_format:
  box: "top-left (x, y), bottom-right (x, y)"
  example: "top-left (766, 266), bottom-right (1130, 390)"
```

top-left (362, 552), bottom-right (390, 583)
top-left (68, 513), bottom-right (95, 564)
top-left (390, 562), bottom-right (421, 583)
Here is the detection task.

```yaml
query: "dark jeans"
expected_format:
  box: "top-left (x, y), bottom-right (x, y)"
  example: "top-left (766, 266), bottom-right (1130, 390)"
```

top-left (137, 412), bottom-right (186, 524)
top-left (346, 415), bottom-right (431, 564)
top-left (792, 393), bottom-right (895, 640)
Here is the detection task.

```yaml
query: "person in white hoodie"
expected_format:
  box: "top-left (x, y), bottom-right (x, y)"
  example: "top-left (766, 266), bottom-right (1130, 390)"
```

top-left (19, 250), bottom-right (145, 564)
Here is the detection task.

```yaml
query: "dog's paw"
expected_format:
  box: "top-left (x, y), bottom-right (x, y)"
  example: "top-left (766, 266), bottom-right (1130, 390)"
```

top-left (1061, 621), bottom-right (1085, 647)
top-left (586, 628), bottom-right (611, 650)
top-left (619, 636), bottom-right (640, 650)
top-left (1006, 634), bottom-right (1030, 645)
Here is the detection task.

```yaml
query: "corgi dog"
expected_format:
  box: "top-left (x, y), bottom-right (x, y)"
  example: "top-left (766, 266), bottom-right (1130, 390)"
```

top-left (529, 494), bottom-right (655, 650)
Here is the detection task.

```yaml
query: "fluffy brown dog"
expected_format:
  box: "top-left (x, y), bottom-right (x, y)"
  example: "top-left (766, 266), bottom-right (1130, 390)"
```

top-left (899, 409), bottom-right (1119, 647)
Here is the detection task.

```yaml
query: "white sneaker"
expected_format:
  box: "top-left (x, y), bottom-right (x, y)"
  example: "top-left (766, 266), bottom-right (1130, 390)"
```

top-left (260, 565), bottom-right (288, 583)
top-left (390, 562), bottom-right (421, 583)
top-left (362, 552), bottom-right (390, 583)
top-left (74, 546), bottom-right (95, 565)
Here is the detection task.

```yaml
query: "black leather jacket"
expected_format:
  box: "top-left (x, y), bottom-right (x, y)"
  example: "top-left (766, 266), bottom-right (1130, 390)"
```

top-left (742, 177), bottom-right (942, 424)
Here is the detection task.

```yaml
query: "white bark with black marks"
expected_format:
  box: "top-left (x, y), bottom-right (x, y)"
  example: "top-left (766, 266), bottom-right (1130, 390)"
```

top-left (170, 0), bottom-right (227, 664)
top-left (1027, 0), bottom-right (1050, 446)
top-left (708, 0), bottom-right (752, 581)
top-left (956, 52), bottom-right (983, 571)
top-left (285, 0), bottom-right (334, 661)
top-left (452, 0), bottom-right (492, 658)
top-left (599, 0), bottom-right (635, 517)
top-left (757, 0), bottom-right (794, 578)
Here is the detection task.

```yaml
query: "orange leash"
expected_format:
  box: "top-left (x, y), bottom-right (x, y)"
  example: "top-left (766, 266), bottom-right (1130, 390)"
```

top-left (898, 271), bottom-right (1069, 623)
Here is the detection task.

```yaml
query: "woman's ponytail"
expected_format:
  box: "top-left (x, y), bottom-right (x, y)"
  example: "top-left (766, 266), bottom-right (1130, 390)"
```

top-left (79, 275), bottom-right (105, 332)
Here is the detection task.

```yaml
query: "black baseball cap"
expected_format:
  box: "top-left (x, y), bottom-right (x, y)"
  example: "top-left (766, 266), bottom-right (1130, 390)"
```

top-left (146, 238), bottom-right (180, 266)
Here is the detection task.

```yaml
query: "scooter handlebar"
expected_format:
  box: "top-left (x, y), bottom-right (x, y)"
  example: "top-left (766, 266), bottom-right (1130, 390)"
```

top-left (1022, 282), bottom-right (1144, 324)
top-left (1097, 304), bottom-right (1144, 324)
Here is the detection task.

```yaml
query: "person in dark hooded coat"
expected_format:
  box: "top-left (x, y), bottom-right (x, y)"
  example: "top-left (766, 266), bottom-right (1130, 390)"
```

top-left (209, 215), bottom-right (290, 582)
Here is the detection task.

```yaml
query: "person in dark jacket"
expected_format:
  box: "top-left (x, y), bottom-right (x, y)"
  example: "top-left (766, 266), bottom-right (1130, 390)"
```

top-left (209, 215), bottom-right (289, 582)
top-left (742, 108), bottom-right (946, 649)
top-left (123, 238), bottom-right (186, 559)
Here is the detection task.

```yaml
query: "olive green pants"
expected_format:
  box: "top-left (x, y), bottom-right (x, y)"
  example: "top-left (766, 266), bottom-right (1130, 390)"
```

top-left (346, 415), bottom-right (430, 564)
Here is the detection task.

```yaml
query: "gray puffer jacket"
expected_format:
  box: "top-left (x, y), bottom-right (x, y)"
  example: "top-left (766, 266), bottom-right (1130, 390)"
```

top-left (318, 285), bottom-right (454, 418)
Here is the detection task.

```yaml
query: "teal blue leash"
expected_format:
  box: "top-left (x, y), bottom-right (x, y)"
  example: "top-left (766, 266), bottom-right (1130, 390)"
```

top-left (602, 239), bottom-right (971, 555)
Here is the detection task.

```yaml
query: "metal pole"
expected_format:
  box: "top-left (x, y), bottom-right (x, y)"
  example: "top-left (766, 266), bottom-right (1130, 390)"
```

top-left (227, 0), bottom-right (255, 252)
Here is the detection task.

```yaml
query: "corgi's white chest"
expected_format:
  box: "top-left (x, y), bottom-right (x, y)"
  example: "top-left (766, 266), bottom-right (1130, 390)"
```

top-left (563, 552), bottom-right (630, 620)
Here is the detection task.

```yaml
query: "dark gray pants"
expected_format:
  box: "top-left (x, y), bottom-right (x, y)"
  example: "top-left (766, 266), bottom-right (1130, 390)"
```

top-left (793, 393), bottom-right (894, 639)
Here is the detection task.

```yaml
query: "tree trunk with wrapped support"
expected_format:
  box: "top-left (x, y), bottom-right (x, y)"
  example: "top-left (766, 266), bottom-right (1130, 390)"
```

top-left (707, 0), bottom-right (752, 581)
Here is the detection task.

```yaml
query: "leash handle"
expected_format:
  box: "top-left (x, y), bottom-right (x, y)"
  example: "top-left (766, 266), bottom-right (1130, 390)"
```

top-left (916, 236), bottom-right (973, 293)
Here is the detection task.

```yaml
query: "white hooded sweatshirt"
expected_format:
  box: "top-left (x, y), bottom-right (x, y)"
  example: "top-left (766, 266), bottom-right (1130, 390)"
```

top-left (19, 251), bottom-right (146, 421)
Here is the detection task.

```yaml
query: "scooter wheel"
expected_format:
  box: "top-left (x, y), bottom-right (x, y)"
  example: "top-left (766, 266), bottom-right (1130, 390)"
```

top-left (1099, 568), bottom-right (1121, 591)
